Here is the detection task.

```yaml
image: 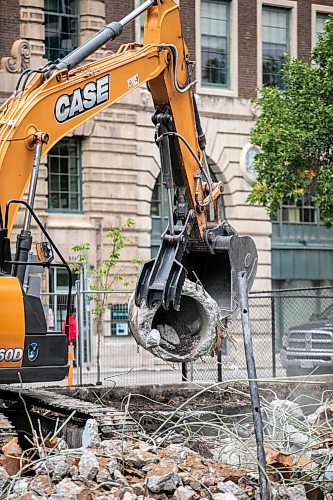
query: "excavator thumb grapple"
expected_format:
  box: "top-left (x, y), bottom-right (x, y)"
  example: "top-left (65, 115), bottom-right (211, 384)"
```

top-left (131, 217), bottom-right (257, 362)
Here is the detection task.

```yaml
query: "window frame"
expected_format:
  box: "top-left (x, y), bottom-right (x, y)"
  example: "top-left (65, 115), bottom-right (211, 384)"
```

top-left (196, 0), bottom-right (238, 97)
top-left (262, 6), bottom-right (290, 88)
top-left (44, 0), bottom-right (80, 62)
top-left (110, 304), bottom-right (129, 337)
top-left (311, 4), bottom-right (333, 50)
top-left (200, 0), bottom-right (230, 89)
top-left (257, 0), bottom-right (297, 88)
top-left (47, 137), bottom-right (83, 214)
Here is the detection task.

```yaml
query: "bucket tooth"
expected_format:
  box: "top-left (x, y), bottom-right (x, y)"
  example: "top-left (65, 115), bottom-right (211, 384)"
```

top-left (134, 259), bottom-right (155, 307)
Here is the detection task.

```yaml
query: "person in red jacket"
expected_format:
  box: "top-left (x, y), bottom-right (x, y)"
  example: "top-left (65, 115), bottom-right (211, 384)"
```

top-left (62, 311), bottom-right (79, 366)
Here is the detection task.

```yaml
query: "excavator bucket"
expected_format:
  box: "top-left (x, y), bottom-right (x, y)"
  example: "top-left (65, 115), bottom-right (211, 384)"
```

top-left (131, 221), bottom-right (258, 362)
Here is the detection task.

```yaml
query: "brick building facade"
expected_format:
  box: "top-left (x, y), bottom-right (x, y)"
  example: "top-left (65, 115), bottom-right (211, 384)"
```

top-left (0, 0), bottom-right (333, 299)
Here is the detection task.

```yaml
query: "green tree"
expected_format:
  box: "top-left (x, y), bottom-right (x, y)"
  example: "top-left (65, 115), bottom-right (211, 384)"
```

top-left (248, 16), bottom-right (333, 226)
top-left (71, 218), bottom-right (143, 384)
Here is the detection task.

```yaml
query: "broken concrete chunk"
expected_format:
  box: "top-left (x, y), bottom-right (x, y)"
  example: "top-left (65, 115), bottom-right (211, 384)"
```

top-left (217, 480), bottom-right (249, 499)
top-left (107, 457), bottom-right (119, 474)
top-left (213, 439), bottom-right (257, 469)
top-left (78, 450), bottom-right (99, 481)
top-left (145, 328), bottom-right (161, 348)
top-left (30, 474), bottom-right (53, 496)
top-left (82, 419), bottom-right (100, 449)
top-left (48, 494), bottom-right (75, 500)
top-left (159, 325), bottom-right (181, 346)
top-left (0, 465), bottom-right (8, 492)
top-left (175, 485), bottom-right (195, 499)
top-left (275, 484), bottom-right (307, 499)
top-left (51, 457), bottom-right (70, 481)
top-left (1, 437), bottom-right (23, 476)
top-left (96, 459), bottom-right (111, 483)
top-left (113, 469), bottom-right (129, 486)
top-left (12, 477), bottom-right (29, 496)
top-left (213, 494), bottom-right (238, 500)
top-left (202, 474), bottom-right (217, 487)
top-left (146, 458), bottom-right (179, 492)
top-left (127, 449), bottom-right (159, 468)
top-left (55, 478), bottom-right (83, 498)
top-left (122, 492), bottom-right (137, 500)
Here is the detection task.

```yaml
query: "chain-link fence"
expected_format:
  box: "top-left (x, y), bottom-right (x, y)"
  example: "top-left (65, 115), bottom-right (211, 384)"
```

top-left (37, 285), bottom-right (333, 386)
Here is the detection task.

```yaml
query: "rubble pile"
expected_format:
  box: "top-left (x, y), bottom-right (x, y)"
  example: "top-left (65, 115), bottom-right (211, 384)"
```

top-left (0, 421), bottom-right (265, 500)
top-left (2, 392), bottom-right (333, 499)
top-left (0, 429), bottom-right (258, 499)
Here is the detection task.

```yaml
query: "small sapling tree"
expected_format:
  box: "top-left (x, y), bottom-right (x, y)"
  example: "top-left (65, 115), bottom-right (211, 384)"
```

top-left (71, 218), bottom-right (143, 384)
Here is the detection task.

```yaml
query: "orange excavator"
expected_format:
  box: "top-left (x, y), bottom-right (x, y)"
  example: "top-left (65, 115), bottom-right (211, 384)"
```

top-left (0, 0), bottom-right (257, 382)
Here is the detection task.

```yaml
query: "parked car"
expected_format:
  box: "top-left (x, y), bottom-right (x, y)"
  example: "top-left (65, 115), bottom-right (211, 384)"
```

top-left (280, 303), bottom-right (333, 376)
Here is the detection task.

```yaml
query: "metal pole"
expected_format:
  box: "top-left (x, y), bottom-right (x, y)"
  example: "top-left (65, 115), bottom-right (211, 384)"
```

top-left (181, 362), bottom-right (188, 381)
top-left (15, 140), bottom-right (44, 283)
top-left (271, 296), bottom-right (276, 378)
top-left (74, 284), bottom-right (79, 385)
top-left (217, 350), bottom-right (222, 382)
top-left (119, 0), bottom-right (155, 28)
top-left (238, 271), bottom-right (270, 500)
top-left (83, 260), bottom-right (92, 364)
top-left (23, 143), bottom-right (43, 231)
top-left (75, 279), bottom-right (84, 385)
top-left (55, 0), bottom-right (155, 70)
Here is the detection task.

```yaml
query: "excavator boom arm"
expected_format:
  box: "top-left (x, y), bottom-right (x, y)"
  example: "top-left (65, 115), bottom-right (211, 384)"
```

top-left (0, 0), bottom-right (204, 236)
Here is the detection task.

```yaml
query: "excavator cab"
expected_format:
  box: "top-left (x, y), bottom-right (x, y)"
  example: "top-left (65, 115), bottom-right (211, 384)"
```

top-left (0, 200), bottom-right (70, 383)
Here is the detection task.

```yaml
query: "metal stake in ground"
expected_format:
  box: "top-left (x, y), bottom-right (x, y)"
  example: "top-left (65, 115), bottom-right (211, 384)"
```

top-left (238, 271), bottom-right (270, 500)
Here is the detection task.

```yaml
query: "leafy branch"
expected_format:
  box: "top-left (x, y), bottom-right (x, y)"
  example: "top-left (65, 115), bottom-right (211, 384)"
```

top-left (248, 15), bottom-right (333, 226)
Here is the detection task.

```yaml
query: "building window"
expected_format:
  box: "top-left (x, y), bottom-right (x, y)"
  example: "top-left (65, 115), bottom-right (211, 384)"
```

top-left (44, 0), bottom-right (79, 62)
top-left (279, 197), bottom-right (318, 225)
top-left (48, 138), bottom-right (82, 212)
top-left (262, 6), bottom-right (289, 88)
top-left (111, 304), bottom-right (129, 336)
top-left (311, 6), bottom-right (333, 49)
top-left (316, 13), bottom-right (329, 41)
top-left (201, 0), bottom-right (230, 87)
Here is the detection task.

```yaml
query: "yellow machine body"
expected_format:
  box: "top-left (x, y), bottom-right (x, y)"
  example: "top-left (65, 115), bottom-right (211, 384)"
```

top-left (0, 277), bottom-right (25, 367)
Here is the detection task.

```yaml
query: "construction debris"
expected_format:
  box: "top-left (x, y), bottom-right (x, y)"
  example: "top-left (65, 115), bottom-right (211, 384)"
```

top-left (2, 384), bottom-right (333, 498)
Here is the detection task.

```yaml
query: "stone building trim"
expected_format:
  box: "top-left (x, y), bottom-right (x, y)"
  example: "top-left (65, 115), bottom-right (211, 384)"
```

top-left (20, 1), bottom-right (45, 65)
top-left (257, 0), bottom-right (297, 88)
top-left (0, 39), bottom-right (31, 73)
top-left (195, 0), bottom-right (239, 98)
top-left (311, 3), bottom-right (333, 49)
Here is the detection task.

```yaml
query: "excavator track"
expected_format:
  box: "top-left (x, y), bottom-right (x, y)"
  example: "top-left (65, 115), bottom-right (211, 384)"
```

top-left (0, 387), bottom-right (139, 440)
